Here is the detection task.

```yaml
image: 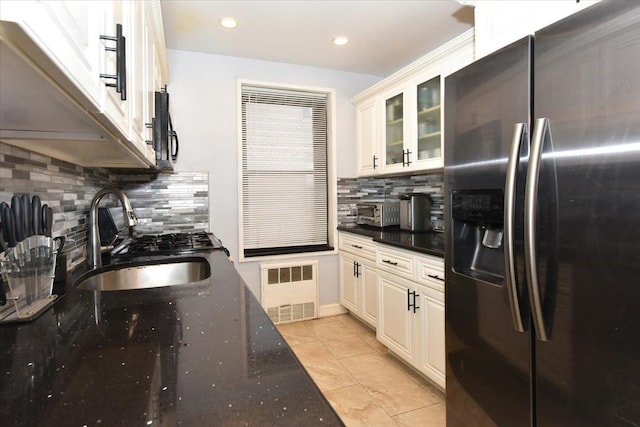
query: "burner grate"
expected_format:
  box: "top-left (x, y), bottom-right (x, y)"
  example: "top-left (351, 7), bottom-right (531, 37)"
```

top-left (125, 231), bottom-right (215, 255)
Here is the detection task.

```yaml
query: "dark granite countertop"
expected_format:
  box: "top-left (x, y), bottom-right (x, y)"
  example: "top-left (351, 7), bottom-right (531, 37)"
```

top-left (338, 225), bottom-right (444, 258)
top-left (0, 250), bottom-right (343, 426)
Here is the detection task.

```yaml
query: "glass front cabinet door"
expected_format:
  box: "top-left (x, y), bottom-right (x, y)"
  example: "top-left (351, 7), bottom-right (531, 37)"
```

top-left (382, 89), bottom-right (407, 171)
top-left (379, 72), bottom-right (444, 174)
top-left (415, 75), bottom-right (443, 166)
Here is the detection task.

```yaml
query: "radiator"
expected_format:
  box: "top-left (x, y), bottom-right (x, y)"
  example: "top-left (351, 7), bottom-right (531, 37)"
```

top-left (260, 260), bottom-right (318, 324)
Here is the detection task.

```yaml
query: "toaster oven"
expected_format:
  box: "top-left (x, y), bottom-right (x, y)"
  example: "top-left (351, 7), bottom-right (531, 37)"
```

top-left (356, 202), bottom-right (400, 228)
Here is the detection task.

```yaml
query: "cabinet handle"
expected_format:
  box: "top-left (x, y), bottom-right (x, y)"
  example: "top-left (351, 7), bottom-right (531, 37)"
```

top-left (373, 155), bottom-right (377, 169)
top-left (382, 259), bottom-right (398, 266)
top-left (144, 119), bottom-right (153, 145)
top-left (353, 261), bottom-right (357, 277)
top-left (403, 149), bottom-right (412, 167)
top-left (351, 244), bottom-right (363, 249)
top-left (100, 23), bottom-right (127, 101)
top-left (427, 274), bottom-right (445, 282)
top-left (355, 262), bottom-right (360, 278)
top-left (406, 290), bottom-right (420, 312)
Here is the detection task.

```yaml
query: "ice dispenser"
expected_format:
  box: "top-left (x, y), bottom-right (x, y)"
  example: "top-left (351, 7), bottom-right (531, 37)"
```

top-left (451, 189), bottom-right (505, 283)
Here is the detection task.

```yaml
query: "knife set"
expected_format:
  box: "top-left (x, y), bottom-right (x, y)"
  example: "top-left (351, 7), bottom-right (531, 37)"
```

top-left (0, 194), bottom-right (64, 323)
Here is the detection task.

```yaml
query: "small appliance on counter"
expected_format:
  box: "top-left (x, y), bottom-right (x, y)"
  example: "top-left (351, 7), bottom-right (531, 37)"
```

top-left (399, 193), bottom-right (432, 232)
top-left (356, 202), bottom-right (400, 228)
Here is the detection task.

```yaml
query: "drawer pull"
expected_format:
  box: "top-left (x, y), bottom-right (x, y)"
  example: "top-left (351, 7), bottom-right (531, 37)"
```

top-left (428, 274), bottom-right (445, 282)
top-left (351, 244), bottom-right (363, 249)
top-left (382, 259), bottom-right (398, 266)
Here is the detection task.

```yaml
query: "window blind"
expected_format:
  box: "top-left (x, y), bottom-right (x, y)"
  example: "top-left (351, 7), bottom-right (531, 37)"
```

top-left (241, 85), bottom-right (329, 256)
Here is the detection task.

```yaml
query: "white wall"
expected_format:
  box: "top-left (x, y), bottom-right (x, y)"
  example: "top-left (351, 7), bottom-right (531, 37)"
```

top-left (167, 49), bottom-right (381, 306)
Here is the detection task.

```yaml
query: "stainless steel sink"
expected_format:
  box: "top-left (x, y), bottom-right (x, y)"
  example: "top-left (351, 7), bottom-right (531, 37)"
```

top-left (75, 257), bottom-right (211, 292)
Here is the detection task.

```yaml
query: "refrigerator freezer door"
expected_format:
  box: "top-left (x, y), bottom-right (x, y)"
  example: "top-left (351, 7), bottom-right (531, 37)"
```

top-left (533, 3), bottom-right (640, 426)
top-left (444, 37), bottom-right (533, 427)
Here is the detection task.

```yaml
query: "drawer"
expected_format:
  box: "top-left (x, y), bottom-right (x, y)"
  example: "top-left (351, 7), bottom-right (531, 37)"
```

top-left (339, 232), bottom-right (377, 260)
top-left (377, 246), bottom-right (415, 280)
top-left (416, 254), bottom-right (445, 292)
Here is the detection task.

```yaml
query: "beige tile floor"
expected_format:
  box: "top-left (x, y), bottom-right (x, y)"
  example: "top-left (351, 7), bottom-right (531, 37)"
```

top-left (277, 314), bottom-right (446, 426)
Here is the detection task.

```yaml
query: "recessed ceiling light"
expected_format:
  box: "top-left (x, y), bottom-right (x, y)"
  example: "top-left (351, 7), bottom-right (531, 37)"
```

top-left (332, 36), bottom-right (349, 46)
top-left (220, 17), bottom-right (238, 29)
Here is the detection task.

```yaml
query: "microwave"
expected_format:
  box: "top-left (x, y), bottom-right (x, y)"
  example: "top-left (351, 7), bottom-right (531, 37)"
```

top-left (153, 86), bottom-right (179, 171)
top-left (356, 202), bottom-right (400, 228)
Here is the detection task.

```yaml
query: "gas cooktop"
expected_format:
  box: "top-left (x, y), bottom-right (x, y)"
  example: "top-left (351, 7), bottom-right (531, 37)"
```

top-left (113, 231), bottom-right (227, 257)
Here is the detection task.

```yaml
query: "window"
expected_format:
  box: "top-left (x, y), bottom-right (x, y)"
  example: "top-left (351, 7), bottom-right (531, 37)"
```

top-left (239, 83), bottom-right (334, 259)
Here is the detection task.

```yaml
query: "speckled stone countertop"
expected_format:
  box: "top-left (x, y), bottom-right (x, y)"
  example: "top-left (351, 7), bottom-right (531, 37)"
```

top-left (337, 225), bottom-right (444, 258)
top-left (0, 250), bottom-right (343, 426)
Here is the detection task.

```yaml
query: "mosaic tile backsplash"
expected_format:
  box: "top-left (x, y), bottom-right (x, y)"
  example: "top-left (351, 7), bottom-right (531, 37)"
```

top-left (338, 174), bottom-right (444, 230)
top-left (0, 142), bottom-right (209, 270)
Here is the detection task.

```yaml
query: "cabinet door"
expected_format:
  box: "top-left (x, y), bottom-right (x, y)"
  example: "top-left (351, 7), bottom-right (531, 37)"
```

top-left (360, 258), bottom-right (378, 327)
top-left (141, 15), bottom-right (157, 161)
top-left (410, 62), bottom-right (450, 171)
top-left (0, 1), bottom-right (103, 109)
top-left (417, 285), bottom-right (446, 389)
top-left (128, 0), bottom-right (149, 158)
top-left (415, 75), bottom-right (443, 166)
top-left (377, 273), bottom-right (415, 364)
top-left (99, 0), bottom-right (131, 140)
top-left (339, 253), bottom-right (359, 313)
top-left (380, 86), bottom-right (408, 173)
top-left (356, 99), bottom-right (379, 176)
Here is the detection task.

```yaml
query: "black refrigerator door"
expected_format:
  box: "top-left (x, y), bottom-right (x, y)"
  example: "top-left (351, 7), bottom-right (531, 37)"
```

top-left (444, 37), bottom-right (533, 427)
top-left (532, 3), bottom-right (640, 426)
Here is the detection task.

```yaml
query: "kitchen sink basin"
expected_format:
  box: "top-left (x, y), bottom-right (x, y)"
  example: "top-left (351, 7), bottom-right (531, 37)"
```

top-left (75, 257), bottom-right (211, 292)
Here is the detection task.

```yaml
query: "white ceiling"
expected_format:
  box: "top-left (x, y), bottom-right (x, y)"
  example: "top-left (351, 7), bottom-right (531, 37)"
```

top-left (160, 0), bottom-right (474, 77)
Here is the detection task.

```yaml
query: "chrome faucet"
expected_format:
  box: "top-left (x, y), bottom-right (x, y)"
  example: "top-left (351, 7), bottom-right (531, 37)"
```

top-left (88, 187), bottom-right (138, 268)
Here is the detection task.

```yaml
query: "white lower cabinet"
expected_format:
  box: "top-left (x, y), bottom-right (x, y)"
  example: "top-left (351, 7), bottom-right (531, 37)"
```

top-left (360, 260), bottom-right (378, 326)
top-left (339, 252), bottom-right (359, 313)
top-left (417, 283), bottom-right (446, 389)
top-left (338, 233), bottom-right (378, 328)
top-left (338, 232), bottom-right (445, 388)
top-left (377, 272), bottom-right (416, 363)
top-left (376, 244), bottom-right (446, 389)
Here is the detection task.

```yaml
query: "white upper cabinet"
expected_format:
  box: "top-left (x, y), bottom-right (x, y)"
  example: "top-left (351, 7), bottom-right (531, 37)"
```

top-left (0, 1), bottom-right (103, 110)
top-left (380, 84), bottom-right (409, 173)
top-left (356, 99), bottom-right (379, 176)
top-left (468, 0), bottom-right (600, 59)
top-left (0, 0), bottom-right (168, 167)
top-left (97, 0), bottom-right (131, 143)
top-left (377, 62), bottom-right (450, 175)
top-left (352, 29), bottom-right (474, 177)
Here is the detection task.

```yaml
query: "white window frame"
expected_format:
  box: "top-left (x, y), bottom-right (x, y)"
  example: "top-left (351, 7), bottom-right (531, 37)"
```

top-left (236, 79), bottom-right (338, 262)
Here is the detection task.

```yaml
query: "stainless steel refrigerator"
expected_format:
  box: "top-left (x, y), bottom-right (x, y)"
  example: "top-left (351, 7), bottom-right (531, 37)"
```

top-left (444, 2), bottom-right (640, 426)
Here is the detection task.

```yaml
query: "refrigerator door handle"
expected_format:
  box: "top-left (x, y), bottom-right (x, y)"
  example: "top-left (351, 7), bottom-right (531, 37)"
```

top-left (525, 117), bottom-right (550, 341)
top-left (504, 122), bottom-right (528, 333)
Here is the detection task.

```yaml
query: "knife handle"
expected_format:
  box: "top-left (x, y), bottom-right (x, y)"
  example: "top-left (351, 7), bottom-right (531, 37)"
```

top-left (11, 195), bottom-right (23, 242)
top-left (0, 277), bottom-right (6, 306)
top-left (32, 196), bottom-right (42, 235)
top-left (21, 194), bottom-right (31, 237)
top-left (2, 205), bottom-right (17, 247)
top-left (42, 204), bottom-right (53, 237)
